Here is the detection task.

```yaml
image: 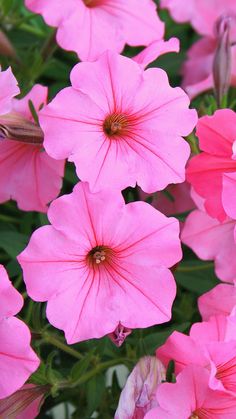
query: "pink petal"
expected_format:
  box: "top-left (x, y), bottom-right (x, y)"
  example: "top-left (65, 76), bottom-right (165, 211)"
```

top-left (196, 110), bottom-right (236, 155)
top-left (156, 331), bottom-right (207, 375)
top-left (12, 84), bottom-right (48, 120)
top-left (27, 0), bottom-right (164, 60)
top-left (133, 37), bottom-right (180, 69)
top-left (0, 140), bottom-right (64, 213)
top-left (0, 265), bottom-right (23, 319)
top-left (181, 210), bottom-right (236, 282)
top-left (0, 317), bottom-right (39, 399)
top-left (198, 283), bottom-right (236, 320)
top-left (0, 68), bottom-right (19, 115)
top-left (222, 172), bottom-right (236, 219)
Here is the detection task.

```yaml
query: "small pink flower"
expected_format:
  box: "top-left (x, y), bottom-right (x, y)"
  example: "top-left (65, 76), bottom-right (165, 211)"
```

top-left (157, 315), bottom-right (236, 394)
top-left (25, 0), bottom-right (164, 61)
top-left (187, 109), bottom-right (236, 221)
top-left (0, 265), bottom-right (39, 399)
top-left (161, 0), bottom-right (236, 39)
top-left (145, 365), bottom-right (236, 419)
top-left (108, 323), bottom-right (132, 347)
top-left (0, 384), bottom-right (47, 419)
top-left (18, 182), bottom-right (181, 344)
top-left (161, 0), bottom-right (236, 98)
top-left (40, 50), bottom-right (197, 194)
top-left (199, 283), bottom-right (236, 320)
top-left (181, 209), bottom-right (236, 283)
top-left (0, 78), bottom-right (65, 213)
top-left (115, 356), bottom-right (166, 419)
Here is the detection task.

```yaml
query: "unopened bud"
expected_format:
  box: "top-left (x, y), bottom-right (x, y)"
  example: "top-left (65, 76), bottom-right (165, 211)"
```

top-left (0, 113), bottom-right (44, 145)
top-left (115, 356), bottom-right (166, 419)
top-left (213, 15), bottom-right (233, 106)
top-left (108, 323), bottom-right (132, 347)
top-left (0, 384), bottom-right (48, 419)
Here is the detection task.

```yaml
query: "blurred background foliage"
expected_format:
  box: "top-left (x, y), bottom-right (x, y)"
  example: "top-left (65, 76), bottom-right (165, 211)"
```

top-left (0, 1), bottom-right (220, 417)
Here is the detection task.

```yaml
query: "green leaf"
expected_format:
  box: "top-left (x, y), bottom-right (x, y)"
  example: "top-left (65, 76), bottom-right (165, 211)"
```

top-left (0, 231), bottom-right (28, 257)
top-left (143, 322), bottom-right (190, 353)
top-left (175, 260), bottom-right (220, 294)
top-left (85, 374), bottom-right (106, 416)
top-left (71, 351), bottom-right (96, 381)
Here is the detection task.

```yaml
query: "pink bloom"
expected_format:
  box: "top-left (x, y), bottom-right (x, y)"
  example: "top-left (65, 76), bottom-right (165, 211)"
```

top-left (0, 265), bottom-right (39, 399)
top-left (145, 365), bottom-right (236, 419)
top-left (157, 315), bottom-right (236, 394)
top-left (25, 0), bottom-right (164, 61)
top-left (187, 109), bottom-right (236, 221)
top-left (0, 81), bottom-right (65, 212)
top-left (199, 283), bottom-right (236, 320)
top-left (40, 51), bottom-right (197, 194)
top-left (0, 67), bottom-right (19, 114)
top-left (182, 38), bottom-right (236, 99)
top-left (18, 182), bottom-right (181, 344)
top-left (161, 1), bottom-right (236, 98)
top-left (0, 384), bottom-right (47, 419)
top-left (160, 314), bottom-right (236, 389)
top-left (181, 209), bottom-right (236, 282)
top-left (115, 356), bottom-right (166, 419)
top-left (139, 182), bottom-right (195, 217)
top-left (133, 37), bottom-right (180, 69)
top-left (160, 0), bottom-right (236, 39)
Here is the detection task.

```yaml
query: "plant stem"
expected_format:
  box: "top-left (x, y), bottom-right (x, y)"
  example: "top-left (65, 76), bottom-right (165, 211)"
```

top-left (42, 332), bottom-right (83, 360)
top-left (59, 358), bottom-right (133, 389)
top-left (176, 263), bottom-right (214, 272)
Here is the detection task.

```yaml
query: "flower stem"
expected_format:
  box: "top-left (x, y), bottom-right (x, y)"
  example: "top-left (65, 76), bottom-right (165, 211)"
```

top-left (41, 332), bottom-right (83, 360)
top-left (176, 263), bottom-right (214, 272)
top-left (59, 358), bottom-right (133, 389)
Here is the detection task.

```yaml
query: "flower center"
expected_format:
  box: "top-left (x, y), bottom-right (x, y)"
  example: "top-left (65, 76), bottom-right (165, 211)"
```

top-left (82, 0), bottom-right (103, 7)
top-left (103, 113), bottom-right (129, 137)
top-left (87, 245), bottom-right (110, 267)
top-left (190, 414), bottom-right (199, 419)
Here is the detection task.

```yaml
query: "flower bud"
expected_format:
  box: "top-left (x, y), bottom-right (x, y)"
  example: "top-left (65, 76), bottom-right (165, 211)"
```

top-left (115, 356), bottom-right (166, 419)
top-left (108, 323), bottom-right (132, 347)
top-left (0, 384), bottom-right (48, 419)
top-left (0, 113), bottom-right (43, 145)
top-left (213, 15), bottom-right (232, 106)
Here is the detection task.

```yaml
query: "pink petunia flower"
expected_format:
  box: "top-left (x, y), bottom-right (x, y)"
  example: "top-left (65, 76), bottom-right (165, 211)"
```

top-left (0, 265), bottom-right (39, 399)
top-left (145, 365), bottom-right (236, 419)
top-left (18, 182), bottom-right (181, 344)
top-left (181, 208), bottom-right (236, 283)
top-left (25, 0), bottom-right (164, 61)
top-left (156, 315), bottom-right (236, 394)
top-left (199, 283), bottom-right (236, 320)
top-left (40, 50), bottom-right (197, 194)
top-left (0, 73), bottom-right (65, 212)
top-left (187, 109), bottom-right (236, 222)
top-left (115, 356), bottom-right (166, 419)
top-left (161, 0), bottom-right (236, 98)
top-left (161, 0), bottom-right (236, 38)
